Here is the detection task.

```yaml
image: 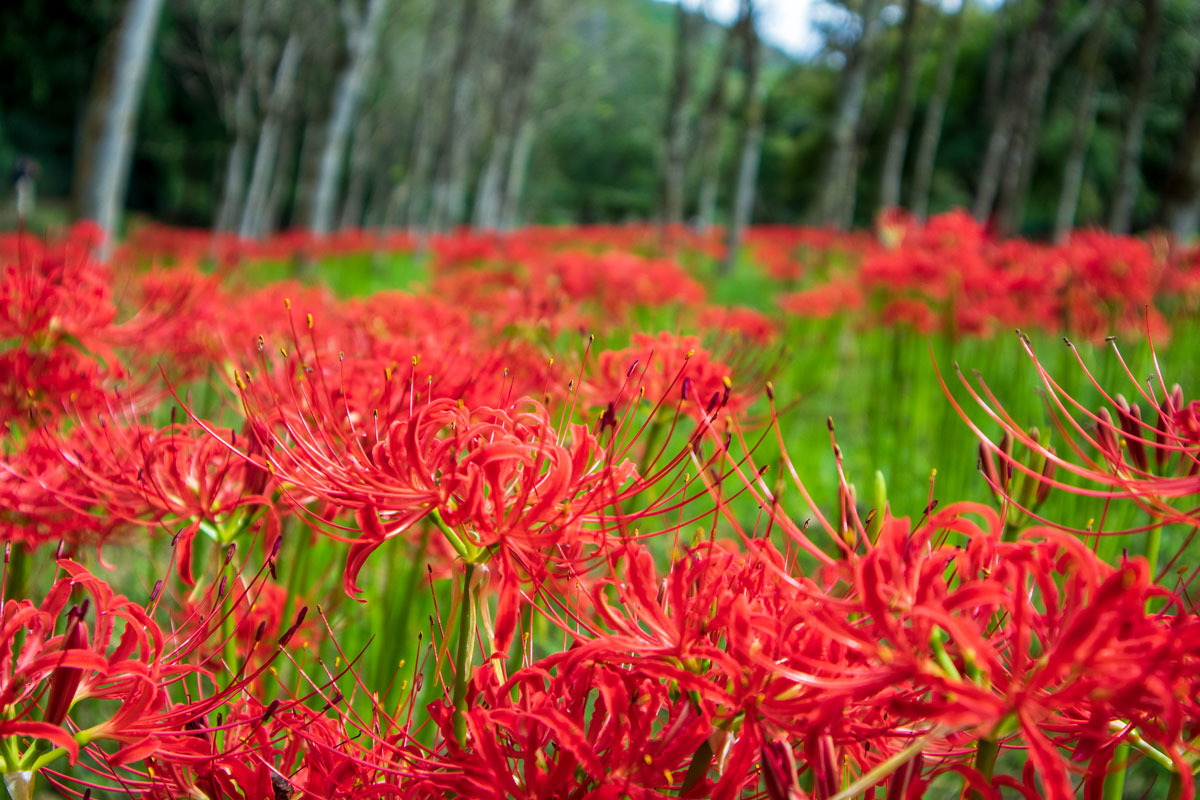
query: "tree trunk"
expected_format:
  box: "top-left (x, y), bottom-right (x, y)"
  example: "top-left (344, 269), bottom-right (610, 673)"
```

top-left (309, 0), bottom-right (390, 236)
top-left (661, 3), bottom-right (699, 225)
top-left (403, 0), bottom-right (453, 230)
top-left (994, 0), bottom-right (1062, 235)
top-left (430, 0), bottom-right (481, 231)
top-left (910, 0), bottom-right (968, 220)
top-left (720, 0), bottom-right (762, 275)
top-left (473, 0), bottom-right (543, 230)
top-left (263, 121), bottom-right (298, 234)
top-left (1053, 16), bottom-right (1107, 242)
top-left (500, 119), bottom-right (535, 230)
top-left (693, 7), bottom-right (744, 230)
top-left (972, 7), bottom-right (1033, 224)
top-left (215, 81), bottom-right (253, 233)
top-left (998, 0), bottom-right (1118, 234)
top-left (214, 1), bottom-right (264, 234)
top-left (815, 0), bottom-right (882, 229)
top-left (978, 0), bottom-right (1009, 130)
top-left (1160, 62), bottom-right (1200, 236)
top-left (339, 113), bottom-right (374, 229)
top-left (241, 32), bottom-right (303, 239)
top-left (71, 0), bottom-right (166, 245)
top-left (1109, 0), bottom-right (1162, 234)
top-left (877, 0), bottom-right (921, 211)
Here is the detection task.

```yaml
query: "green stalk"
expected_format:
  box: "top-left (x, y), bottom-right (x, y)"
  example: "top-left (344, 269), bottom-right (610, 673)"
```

top-left (506, 601), bottom-right (534, 686)
top-left (1103, 518), bottom-right (1164, 799)
top-left (451, 562), bottom-right (478, 746)
top-left (221, 558), bottom-right (239, 678)
top-left (1144, 527), bottom-right (1162, 588)
top-left (1102, 744), bottom-right (1127, 800)
top-left (4, 543), bottom-right (29, 603)
top-left (969, 738), bottom-right (999, 800)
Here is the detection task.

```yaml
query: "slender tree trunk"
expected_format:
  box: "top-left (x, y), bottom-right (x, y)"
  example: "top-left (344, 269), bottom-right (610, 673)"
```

top-left (500, 119), bottom-right (535, 230)
top-left (910, 0), bottom-right (968, 220)
top-left (1109, 0), bottom-right (1162, 233)
top-left (309, 0), bottom-right (390, 236)
top-left (1160, 62), bottom-right (1200, 236)
top-left (215, 81), bottom-right (253, 232)
top-left (430, 0), bottom-right (481, 231)
top-left (693, 8), bottom-right (743, 229)
top-left (877, 0), bottom-right (921, 211)
top-left (994, 0), bottom-right (1061, 235)
top-left (815, 0), bottom-right (882, 229)
top-left (241, 33), bottom-right (303, 239)
top-left (264, 121), bottom-right (298, 234)
top-left (214, 1), bottom-right (264, 233)
top-left (972, 10), bottom-right (1033, 224)
top-left (473, 0), bottom-right (542, 229)
top-left (978, 0), bottom-right (1009, 130)
top-left (71, 0), bottom-right (166, 245)
top-left (997, 0), bottom-right (1117, 234)
top-left (339, 114), bottom-right (374, 229)
top-left (404, 0), bottom-right (453, 230)
top-left (661, 3), bottom-right (698, 225)
top-left (1053, 17), bottom-right (1107, 242)
top-left (720, 0), bottom-right (762, 275)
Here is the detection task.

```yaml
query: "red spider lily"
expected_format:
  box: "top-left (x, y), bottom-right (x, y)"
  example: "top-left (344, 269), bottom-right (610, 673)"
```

top-left (8, 417), bottom-right (278, 584)
top-left (233, 388), bottom-right (638, 607)
top-left (410, 654), bottom-right (715, 799)
top-left (944, 331), bottom-right (1200, 545)
top-left (586, 332), bottom-right (748, 423)
top-left (0, 559), bottom-right (179, 769)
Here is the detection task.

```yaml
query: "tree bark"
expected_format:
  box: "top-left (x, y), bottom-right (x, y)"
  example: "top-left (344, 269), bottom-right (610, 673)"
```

top-left (241, 32), bottom-right (303, 239)
top-left (214, 1), bottom-right (265, 234)
top-left (473, 0), bottom-right (543, 230)
top-left (403, 0), bottom-right (453, 230)
top-left (978, 0), bottom-right (1009, 130)
top-left (500, 119), bottom-right (535, 230)
top-left (339, 110), bottom-right (374, 229)
top-left (693, 6), bottom-right (744, 230)
top-left (910, 0), bottom-right (968, 220)
top-left (720, 0), bottom-right (762, 275)
top-left (877, 0), bottom-right (921, 211)
top-left (994, 0), bottom-right (1062, 234)
top-left (1160, 61), bottom-right (1200, 236)
top-left (1053, 15), bottom-right (1107, 242)
top-left (429, 0), bottom-right (481, 231)
top-left (71, 0), bottom-right (166, 245)
top-left (1109, 0), bottom-right (1162, 234)
top-left (815, 0), bottom-right (882, 229)
top-left (215, 80), bottom-right (253, 233)
top-left (660, 3), bottom-right (699, 225)
top-left (309, 0), bottom-right (390, 236)
top-left (263, 120), bottom-right (298, 234)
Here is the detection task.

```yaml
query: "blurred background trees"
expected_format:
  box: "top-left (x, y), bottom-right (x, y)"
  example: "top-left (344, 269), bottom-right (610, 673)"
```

top-left (5, 0), bottom-right (1200, 239)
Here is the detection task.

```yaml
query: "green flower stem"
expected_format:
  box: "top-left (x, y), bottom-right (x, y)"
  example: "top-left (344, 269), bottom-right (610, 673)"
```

top-left (1102, 744), bottom-right (1128, 800)
top-left (828, 727), bottom-right (940, 800)
top-left (451, 561), bottom-right (478, 746)
top-left (431, 509), bottom-right (480, 563)
top-left (969, 738), bottom-right (999, 800)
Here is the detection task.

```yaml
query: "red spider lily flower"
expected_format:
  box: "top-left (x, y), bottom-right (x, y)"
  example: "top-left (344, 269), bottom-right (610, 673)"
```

top-left (762, 739), bottom-right (807, 800)
top-left (411, 654), bottom-right (714, 799)
top-left (9, 418), bottom-right (279, 584)
top-left (224, 376), bottom-right (642, 610)
top-left (587, 332), bottom-right (749, 423)
top-left (943, 331), bottom-right (1200, 542)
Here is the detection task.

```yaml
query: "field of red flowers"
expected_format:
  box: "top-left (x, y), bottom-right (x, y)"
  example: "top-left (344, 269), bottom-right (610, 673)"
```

top-left (2, 212), bottom-right (1199, 799)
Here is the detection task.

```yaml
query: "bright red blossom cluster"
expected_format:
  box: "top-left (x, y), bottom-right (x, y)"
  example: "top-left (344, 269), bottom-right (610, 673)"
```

top-left (0, 220), bottom-right (1198, 799)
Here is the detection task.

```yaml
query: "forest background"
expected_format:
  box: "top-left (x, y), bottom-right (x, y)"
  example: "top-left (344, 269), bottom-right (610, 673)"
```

top-left (3, 0), bottom-right (1200, 242)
